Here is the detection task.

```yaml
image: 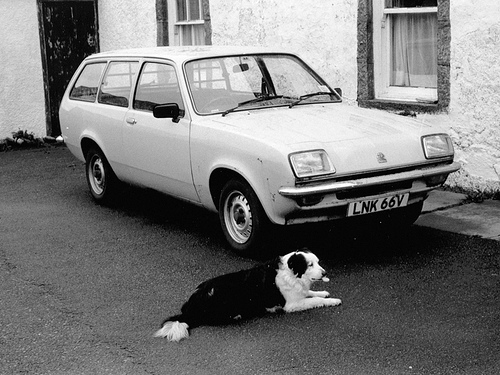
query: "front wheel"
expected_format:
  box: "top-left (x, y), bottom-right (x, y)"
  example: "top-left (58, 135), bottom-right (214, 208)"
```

top-left (85, 147), bottom-right (119, 204)
top-left (218, 179), bottom-right (269, 256)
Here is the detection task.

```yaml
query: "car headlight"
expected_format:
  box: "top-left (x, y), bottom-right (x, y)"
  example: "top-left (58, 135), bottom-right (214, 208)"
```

top-left (289, 150), bottom-right (335, 178)
top-left (422, 134), bottom-right (454, 159)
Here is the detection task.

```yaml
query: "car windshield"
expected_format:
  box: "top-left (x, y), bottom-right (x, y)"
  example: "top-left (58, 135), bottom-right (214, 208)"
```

top-left (184, 54), bottom-right (341, 115)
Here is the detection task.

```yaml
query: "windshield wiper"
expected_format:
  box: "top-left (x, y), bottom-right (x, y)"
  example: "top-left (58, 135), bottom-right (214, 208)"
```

top-left (222, 95), bottom-right (283, 117)
top-left (288, 92), bottom-right (335, 108)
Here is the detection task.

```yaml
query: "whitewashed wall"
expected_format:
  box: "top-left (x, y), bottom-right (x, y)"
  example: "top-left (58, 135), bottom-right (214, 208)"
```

top-left (2, 0), bottom-right (498, 193)
top-left (0, 0), bottom-right (46, 139)
top-left (210, 0), bottom-right (500, 193)
top-left (442, 0), bottom-right (500, 193)
top-left (98, 0), bottom-right (157, 52)
top-left (0, 0), bottom-right (157, 140)
top-left (211, 0), bottom-right (358, 99)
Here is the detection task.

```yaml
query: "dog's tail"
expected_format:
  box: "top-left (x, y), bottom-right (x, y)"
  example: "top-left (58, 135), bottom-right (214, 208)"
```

top-left (153, 314), bottom-right (190, 342)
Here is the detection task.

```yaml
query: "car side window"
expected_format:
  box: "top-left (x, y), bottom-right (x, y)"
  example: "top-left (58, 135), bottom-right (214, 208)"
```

top-left (134, 62), bottom-right (185, 112)
top-left (98, 61), bottom-right (139, 108)
top-left (69, 63), bottom-right (106, 102)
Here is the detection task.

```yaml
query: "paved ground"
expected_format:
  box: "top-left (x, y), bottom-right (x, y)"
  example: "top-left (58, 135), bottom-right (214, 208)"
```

top-left (418, 190), bottom-right (500, 241)
top-left (1, 147), bottom-right (499, 375)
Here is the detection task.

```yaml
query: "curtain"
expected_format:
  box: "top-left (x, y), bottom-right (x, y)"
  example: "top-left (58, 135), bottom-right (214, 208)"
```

top-left (390, 12), bottom-right (437, 88)
top-left (179, 24), bottom-right (205, 45)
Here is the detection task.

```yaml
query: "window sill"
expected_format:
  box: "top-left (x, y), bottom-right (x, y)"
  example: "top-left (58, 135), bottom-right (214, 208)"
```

top-left (358, 99), bottom-right (445, 114)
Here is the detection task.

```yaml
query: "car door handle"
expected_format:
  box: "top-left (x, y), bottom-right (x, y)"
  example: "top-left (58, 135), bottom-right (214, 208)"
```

top-left (126, 117), bottom-right (137, 125)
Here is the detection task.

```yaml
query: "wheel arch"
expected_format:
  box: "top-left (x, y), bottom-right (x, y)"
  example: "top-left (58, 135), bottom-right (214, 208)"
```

top-left (81, 137), bottom-right (102, 159)
top-left (209, 167), bottom-right (271, 215)
top-left (208, 164), bottom-right (288, 226)
top-left (209, 168), bottom-right (246, 210)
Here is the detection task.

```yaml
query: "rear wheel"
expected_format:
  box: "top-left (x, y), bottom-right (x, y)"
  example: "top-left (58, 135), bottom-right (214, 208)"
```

top-left (218, 179), bottom-right (269, 256)
top-left (85, 147), bottom-right (119, 204)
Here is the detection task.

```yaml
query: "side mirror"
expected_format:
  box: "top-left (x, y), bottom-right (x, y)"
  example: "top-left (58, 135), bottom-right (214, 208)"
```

top-left (153, 103), bottom-right (181, 122)
top-left (233, 63), bottom-right (249, 73)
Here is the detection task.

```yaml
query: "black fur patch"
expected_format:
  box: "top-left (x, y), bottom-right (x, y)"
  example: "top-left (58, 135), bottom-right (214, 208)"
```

top-left (163, 257), bottom-right (286, 329)
top-left (287, 252), bottom-right (308, 278)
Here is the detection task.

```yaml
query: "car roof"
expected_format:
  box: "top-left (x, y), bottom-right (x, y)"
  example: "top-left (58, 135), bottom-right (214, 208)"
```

top-left (84, 46), bottom-right (292, 64)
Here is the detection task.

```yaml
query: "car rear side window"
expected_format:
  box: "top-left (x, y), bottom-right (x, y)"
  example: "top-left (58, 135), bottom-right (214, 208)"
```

top-left (98, 61), bottom-right (139, 108)
top-left (134, 62), bottom-right (185, 112)
top-left (69, 63), bottom-right (106, 102)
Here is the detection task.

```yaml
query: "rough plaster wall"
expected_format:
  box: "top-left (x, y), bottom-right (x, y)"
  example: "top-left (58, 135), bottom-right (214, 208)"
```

top-left (0, 0), bottom-right (46, 138)
top-left (211, 0), bottom-right (499, 193)
top-left (98, 0), bottom-right (157, 51)
top-left (210, 0), bottom-right (358, 99)
top-left (433, 0), bottom-right (500, 192)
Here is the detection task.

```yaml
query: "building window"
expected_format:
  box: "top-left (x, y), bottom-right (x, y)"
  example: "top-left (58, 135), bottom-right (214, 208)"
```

top-left (374, 0), bottom-right (437, 102)
top-left (358, 0), bottom-right (450, 112)
top-left (175, 0), bottom-right (204, 45)
top-left (156, 0), bottom-right (212, 46)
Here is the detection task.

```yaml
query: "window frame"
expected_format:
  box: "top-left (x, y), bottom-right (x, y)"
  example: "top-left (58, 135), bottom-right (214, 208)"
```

top-left (69, 62), bottom-right (106, 103)
top-left (373, 2), bottom-right (438, 102)
top-left (157, 0), bottom-right (211, 46)
top-left (133, 61), bottom-right (185, 113)
top-left (97, 61), bottom-right (140, 108)
top-left (357, 0), bottom-right (450, 113)
top-left (175, 0), bottom-right (204, 45)
top-left (184, 54), bottom-right (341, 116)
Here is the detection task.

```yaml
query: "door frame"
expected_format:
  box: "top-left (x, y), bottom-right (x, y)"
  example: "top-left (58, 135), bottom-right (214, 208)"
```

top-left (37, 0), bottom-right (100, 136)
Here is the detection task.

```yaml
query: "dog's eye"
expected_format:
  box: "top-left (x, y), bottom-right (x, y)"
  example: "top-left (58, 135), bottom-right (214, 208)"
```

top-left (308, 262), bottom-right (313, 267)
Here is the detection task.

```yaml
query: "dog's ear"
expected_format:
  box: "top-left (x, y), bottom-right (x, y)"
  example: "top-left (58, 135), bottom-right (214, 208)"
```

top-left (287, 252), bottom-right (308, 278)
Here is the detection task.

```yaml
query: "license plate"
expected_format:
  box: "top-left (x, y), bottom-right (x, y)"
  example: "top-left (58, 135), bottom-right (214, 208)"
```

top-left (347, 193), bottom-right (409, 217)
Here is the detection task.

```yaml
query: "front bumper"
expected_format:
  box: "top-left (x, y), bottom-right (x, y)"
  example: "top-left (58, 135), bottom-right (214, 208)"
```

top-left (279, 162), bottom-right (460, 197)
top-left (277, 161), bottom-right (461, 224)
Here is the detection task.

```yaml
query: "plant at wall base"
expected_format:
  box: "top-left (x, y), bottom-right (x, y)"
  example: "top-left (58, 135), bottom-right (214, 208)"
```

top-left (444, 168), bottom-right (500, 202)
top-left (0, 130), bottom-right (63, 152)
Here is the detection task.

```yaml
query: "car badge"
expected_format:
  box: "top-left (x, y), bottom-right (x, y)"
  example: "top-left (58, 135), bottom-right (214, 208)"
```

top-left (377, 152), bottom-right (387, 163)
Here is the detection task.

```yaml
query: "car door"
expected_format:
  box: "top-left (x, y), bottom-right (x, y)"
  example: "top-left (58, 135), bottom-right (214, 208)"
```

top-left (122, 61), bottom-right (199, 202)
top-left (95, 60), bottom-right (140, 178)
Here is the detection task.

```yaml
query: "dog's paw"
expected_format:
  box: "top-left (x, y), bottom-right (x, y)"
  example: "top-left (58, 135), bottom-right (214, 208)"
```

top-left (317, 291), bottom-right (330, 298)
top-left (325, 298), bottom-right (342, 306)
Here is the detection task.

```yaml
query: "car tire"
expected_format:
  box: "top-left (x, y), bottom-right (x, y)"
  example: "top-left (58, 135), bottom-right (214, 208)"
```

top-left (218, 179), bottom-right (269, 256)
top-left (85, 147), bottom-right (119, 205)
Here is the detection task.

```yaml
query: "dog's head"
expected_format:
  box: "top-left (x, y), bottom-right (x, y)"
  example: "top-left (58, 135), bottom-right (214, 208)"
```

top-left (286, 249), bottom-right (327, 282)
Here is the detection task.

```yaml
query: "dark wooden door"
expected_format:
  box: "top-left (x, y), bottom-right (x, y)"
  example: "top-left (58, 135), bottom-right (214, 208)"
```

top-left (38, 0), bottom-right (99, 136)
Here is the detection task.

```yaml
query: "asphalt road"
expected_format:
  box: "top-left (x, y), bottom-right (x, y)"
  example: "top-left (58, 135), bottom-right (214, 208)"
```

top-left (1, 147), bottom-right (499, 375)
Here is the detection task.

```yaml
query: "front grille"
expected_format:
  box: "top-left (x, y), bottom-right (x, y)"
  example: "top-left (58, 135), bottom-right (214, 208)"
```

top-left (336, 180), bottom-right (412, 200)
top-left (295, 159), bottom-right (454, 186)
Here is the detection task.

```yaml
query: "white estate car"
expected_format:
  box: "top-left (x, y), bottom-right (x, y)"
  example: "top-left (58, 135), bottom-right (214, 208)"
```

top-left (60, 46), bottom-right (460, 255)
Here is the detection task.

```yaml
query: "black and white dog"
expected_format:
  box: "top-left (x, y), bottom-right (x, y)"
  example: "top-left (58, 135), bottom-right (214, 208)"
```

top-left (154, 249), bottom-right (342, 342)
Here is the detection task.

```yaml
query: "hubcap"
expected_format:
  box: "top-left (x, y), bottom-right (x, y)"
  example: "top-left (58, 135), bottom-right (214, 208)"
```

top-left (224, 191), bottom-right (252, 244)
top-left (89, 156), bottom-right (105, 195)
